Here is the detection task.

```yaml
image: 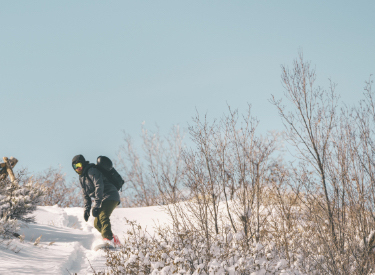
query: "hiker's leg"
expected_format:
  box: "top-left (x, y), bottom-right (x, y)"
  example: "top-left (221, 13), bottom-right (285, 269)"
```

top-left (94, 216), bottom-right (102, 233)
top-left (98, 200), bottom-right (119, 239)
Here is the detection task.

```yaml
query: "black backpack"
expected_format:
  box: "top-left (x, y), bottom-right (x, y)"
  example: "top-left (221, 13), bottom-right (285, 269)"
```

top-left (93, 156), bottom-right (124, 191)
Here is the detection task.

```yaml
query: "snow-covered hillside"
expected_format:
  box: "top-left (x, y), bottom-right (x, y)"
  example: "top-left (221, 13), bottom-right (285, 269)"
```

top-left (0, 205), bottom-right (170, 275)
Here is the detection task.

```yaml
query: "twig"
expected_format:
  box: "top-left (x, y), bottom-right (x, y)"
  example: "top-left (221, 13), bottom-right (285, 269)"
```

top-left (86, 257), bottom-right (98, 275)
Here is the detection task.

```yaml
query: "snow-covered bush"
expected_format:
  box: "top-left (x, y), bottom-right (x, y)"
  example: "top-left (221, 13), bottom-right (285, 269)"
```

top-left (0, 216), bottom-right (18, 238)
top-left (105, 219), bottom-right (302, 275)
top-left (105, 190), bottom-right (375, 275)
top-left (0, 171), bottom-right (45, 238)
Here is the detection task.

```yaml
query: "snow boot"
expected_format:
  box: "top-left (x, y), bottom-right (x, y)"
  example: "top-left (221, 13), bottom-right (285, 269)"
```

top-left (112, 234), bottom-right (121, 246)
top-left (103, 234), bottom-right (120, 247)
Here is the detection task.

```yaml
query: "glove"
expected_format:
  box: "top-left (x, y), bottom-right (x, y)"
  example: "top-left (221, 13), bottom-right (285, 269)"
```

top-left (84, 209), bottom-right (90, 222)
top-left (92, 207), bottom-right (100, 218)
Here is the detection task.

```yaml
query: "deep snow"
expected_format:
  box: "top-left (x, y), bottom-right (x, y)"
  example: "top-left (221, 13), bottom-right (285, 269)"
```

top-left (0, 205), bottom-right (171, 275)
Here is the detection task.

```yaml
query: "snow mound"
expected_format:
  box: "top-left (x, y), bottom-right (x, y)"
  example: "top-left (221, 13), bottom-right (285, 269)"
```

top-left (0, 205), bottom-right (169, 274)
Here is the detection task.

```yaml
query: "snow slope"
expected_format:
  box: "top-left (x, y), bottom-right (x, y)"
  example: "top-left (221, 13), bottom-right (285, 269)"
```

top-left (0, 205), bottom-right (170, 275)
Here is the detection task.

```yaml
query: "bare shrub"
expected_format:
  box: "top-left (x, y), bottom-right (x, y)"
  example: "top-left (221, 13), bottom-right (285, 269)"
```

top-left (270, 53), bottom-right (375, 274)
top-left (117, 125), bottom-right (185, 207)
top-left (160, 106), bottom-right (281, 255)
top-left (34, 167), bottom-right (83, 207)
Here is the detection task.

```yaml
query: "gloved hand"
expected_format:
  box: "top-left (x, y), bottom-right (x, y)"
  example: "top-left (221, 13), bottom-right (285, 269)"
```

top-left (92, 207), bottom-right (100, 218)
top-left (84, 209), bottom-right (90, 222)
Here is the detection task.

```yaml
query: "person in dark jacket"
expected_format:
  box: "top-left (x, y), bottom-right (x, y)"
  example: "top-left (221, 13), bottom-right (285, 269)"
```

top-left (72, 154), bottom-right (121, 246)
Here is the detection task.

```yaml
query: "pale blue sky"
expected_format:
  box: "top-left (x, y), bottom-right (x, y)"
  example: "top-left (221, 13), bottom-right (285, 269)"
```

top-left (1, 1), bottom-right (374, 181)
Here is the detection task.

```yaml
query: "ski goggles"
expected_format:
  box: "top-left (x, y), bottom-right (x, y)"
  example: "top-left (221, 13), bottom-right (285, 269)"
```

top-left (73, 163), bottom-right (83, 169)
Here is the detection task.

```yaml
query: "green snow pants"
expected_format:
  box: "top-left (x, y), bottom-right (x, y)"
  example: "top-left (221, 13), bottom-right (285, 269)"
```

top-left (93, 200), bottom-right (119, 240)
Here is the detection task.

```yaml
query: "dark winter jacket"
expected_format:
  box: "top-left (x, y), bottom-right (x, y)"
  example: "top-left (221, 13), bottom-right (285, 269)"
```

top-left (79, 164), bottom-right (120, 212)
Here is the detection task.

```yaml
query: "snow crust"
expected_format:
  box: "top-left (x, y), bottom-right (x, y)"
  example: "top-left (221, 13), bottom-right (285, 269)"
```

top-left (0, 205), bottom-right (170, 274)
